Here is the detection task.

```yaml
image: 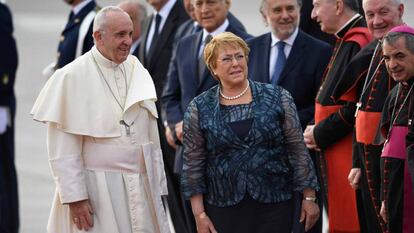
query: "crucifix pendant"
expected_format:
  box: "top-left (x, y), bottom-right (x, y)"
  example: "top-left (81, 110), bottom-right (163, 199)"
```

top-left (354, 102), bottom-right (362, 117)
top-left (120, 120), bottom-right (131, 137)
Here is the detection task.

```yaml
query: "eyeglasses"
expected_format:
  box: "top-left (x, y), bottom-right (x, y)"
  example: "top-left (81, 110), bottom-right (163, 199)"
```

top-left (217, 54), bottom-right (246, 64)
top-left (193, 0), bottom-right (222, 9)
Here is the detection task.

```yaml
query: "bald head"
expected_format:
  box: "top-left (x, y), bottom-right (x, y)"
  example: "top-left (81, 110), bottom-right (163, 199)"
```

top-left (93, 6), bottom-right (131, 33)
top-left (93, 6), bottom-right (133, 64)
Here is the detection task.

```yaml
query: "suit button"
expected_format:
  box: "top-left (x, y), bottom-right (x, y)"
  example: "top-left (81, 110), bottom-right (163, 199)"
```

top-left (2, 74), bottom-right (9, 85)
top-left (74, 18), bottom-right (80, 23)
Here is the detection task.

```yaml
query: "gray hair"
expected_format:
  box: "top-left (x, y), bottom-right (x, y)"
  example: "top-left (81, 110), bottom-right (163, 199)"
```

top-left (260, 0), bottom-right (302, 13)
top-left (93, 6), bottom-right (129, 32)
top-left (383, 31), bottom-right (414, 54)
top-left (362, 0), bottom-right (403, 9)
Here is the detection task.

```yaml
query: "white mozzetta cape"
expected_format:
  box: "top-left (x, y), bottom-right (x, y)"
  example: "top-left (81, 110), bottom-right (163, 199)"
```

top-left (32, 47), bottom-right (158, 137)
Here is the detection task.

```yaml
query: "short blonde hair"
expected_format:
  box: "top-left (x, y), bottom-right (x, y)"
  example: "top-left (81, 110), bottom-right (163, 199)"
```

top-left (203, 32), bottom-right (250, 78)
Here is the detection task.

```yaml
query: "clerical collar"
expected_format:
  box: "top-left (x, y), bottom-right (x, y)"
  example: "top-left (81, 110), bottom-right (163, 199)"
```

top-left (271, 27), bottom-right (298, 48)
top-left (202, 19), bottom-right (229, 41)
top-left (335, 13), bottom-right (361, 38)
top-left (72, 0), bottom-right (93, 15)
top-left (91, 46), bottom-right (123, 69)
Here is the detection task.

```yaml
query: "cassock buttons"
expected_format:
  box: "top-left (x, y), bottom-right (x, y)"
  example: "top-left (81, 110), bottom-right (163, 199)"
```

top-left (74, 18), bottom-right (80, 24)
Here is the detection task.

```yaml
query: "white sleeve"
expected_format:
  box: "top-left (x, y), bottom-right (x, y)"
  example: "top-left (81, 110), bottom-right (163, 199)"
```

top-left (47, 123), bottom-right (88, 204)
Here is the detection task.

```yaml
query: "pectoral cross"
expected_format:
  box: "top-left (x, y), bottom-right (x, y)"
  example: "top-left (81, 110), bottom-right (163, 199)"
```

top-left (120, 120), bottom-right (133, 137)
top-left (354, 102), bottom-right (362, 117)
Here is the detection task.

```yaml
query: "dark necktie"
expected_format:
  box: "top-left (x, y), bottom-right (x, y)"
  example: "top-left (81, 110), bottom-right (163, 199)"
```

top-left (198, 34), bottom-right (213, 82)
top-left (64, 11), bottom-right (75, 30)
top-left (271, 41), bottom-right (286, 85)
top-left (149, 14), bottom-right (162, 52)
top-left (68, 11), bottom-right (75, 22)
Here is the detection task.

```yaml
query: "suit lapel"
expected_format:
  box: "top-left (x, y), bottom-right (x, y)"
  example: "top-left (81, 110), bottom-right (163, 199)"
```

top-left (260, 33), bottom-right (272, 83)
top-left (192, 32), bottom-right (206, 91)
top-left (277, 30), bottom-right (306, 85)
top-left (188, 32), bottom-right (203, 90)
top-left (138, 17), bottom-right (152, 66)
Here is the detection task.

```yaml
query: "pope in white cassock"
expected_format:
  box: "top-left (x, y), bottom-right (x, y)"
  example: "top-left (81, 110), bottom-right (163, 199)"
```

top-left (31, 6), bottom-right (170, 233)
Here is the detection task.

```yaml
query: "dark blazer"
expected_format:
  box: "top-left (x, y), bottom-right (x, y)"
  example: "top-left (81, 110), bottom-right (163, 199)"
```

top-left (137, 0), bottom-right (189, 102)
top-left (56, 0), bottom-right (97, 69)
top-left (137, 4), bottom-right (189, 233)
top-left (162, 24), bottom-right (252, 125)
top-left (247, 30), bottom-right (332, 128)
top-left (181, 81), bottom-right (319, 207)
top-left (0, 3), bottom-right (19, 233)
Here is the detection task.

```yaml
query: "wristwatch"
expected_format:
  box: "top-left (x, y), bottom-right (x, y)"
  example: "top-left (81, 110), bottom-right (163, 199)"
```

top-left (303, 196), bottom-right (317, 202)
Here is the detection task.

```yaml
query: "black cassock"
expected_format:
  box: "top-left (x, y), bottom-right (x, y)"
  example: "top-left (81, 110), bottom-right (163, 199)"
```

top-left (333, 40), bottom-right (396, 233)
top-left (377, 80), bottom-right (414, 233)
top-left (0, 3), bottom-right (19, 233)
top-left (314, 15), bottom-right (370, 232)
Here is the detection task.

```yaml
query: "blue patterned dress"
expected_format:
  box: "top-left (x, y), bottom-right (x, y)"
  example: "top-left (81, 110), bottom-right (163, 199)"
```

top-left (181, 80), bottom-right (318, 232)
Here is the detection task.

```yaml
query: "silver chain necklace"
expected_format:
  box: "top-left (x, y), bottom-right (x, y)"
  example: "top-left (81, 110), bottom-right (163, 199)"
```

top-left (388, 82), bottom-right (414, 131)
top-left (92, 53), bottom-right (128, 111)
top-left (219, 80), bottom-right (250, 100)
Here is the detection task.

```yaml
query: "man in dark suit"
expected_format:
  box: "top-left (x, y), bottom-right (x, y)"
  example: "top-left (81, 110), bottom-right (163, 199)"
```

top-left (118, 0), bottom-right (148, 56)
top-left (58, 0), bottom-right (98, 69)
top-left (162, 0), bottom-right (251, 231)
top-left (43, 0), bottom-right (98, 77)
top-left (163, 0), bottom-right (251, 146)
top-left (175, 0), bottom-right (246, 41)
top-left (248, 0), bottom-right (331, 130)
top-left (247, 0), bottom-right (331, 232)
top-left (137, 0), bottom-right (189, 232)
top-left (0, 2), bottom-right (19, 233)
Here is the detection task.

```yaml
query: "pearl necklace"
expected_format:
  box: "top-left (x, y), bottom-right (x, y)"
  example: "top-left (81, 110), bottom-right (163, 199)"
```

top-left (219, 81), bottom-right (250, 100)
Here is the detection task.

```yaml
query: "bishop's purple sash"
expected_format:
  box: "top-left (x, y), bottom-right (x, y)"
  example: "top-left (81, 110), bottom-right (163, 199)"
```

top-left (381, 126), bottom-right (414, 233)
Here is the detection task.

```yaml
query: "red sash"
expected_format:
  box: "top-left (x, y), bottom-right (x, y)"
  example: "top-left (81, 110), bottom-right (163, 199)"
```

top-left (355, 110), bottom-right (381, 144)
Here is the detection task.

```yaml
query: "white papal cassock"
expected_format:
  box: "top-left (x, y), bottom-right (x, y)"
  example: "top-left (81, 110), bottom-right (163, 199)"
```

top-left (31, 46), bottom-right (170, 233)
